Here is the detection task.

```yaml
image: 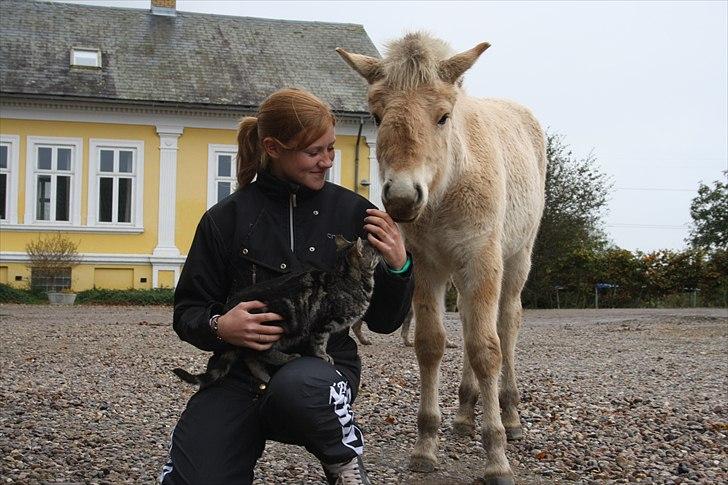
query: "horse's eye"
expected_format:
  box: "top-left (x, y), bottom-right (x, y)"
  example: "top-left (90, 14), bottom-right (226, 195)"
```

top-left (437, 114), bottom-right (450, 125)
top-left (372, 114), bottom-right (381, 126)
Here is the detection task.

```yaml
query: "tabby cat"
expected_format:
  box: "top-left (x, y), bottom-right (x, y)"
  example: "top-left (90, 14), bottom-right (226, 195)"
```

top-left (173, 235), bottom-right (380, 386)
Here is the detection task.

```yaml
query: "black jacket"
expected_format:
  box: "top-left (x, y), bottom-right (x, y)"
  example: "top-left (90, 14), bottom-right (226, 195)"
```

top-left (173, 170), bottom-right (414, 382)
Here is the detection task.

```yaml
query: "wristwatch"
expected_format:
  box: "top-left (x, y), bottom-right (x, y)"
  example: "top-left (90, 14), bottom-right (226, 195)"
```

top-left (209, 314), bottom-right (223, 341)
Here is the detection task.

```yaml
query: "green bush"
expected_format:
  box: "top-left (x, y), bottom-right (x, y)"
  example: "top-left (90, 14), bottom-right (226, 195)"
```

top-left (75, 287), bottom-right (174, 306)
top-left (0, 283), bottom-right (45, 304)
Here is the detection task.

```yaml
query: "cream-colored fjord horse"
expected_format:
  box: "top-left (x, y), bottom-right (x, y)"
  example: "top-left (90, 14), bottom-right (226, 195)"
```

top-left (338, 33), bottom-right (546, 484)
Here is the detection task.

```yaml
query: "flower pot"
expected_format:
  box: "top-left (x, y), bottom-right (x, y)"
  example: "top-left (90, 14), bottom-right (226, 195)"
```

top-left (47, 292), bottom-right (77, 305)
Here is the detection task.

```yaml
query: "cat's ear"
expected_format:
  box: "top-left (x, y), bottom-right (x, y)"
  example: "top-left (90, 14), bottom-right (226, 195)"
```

top-left (334, 234), bottom-right (352, 251)
top-left (354, 237), bottom-right (364, 257)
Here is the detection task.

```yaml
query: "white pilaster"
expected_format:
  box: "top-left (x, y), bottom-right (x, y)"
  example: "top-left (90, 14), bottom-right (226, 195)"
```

top-left (362, 129), bottom-right (383, 210)
top-left (153, 125), bottom-right (183, 258)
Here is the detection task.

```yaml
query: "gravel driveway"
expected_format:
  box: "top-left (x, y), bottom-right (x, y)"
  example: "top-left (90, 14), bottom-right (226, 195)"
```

top-left (0, 305), bottom-right (725, 484)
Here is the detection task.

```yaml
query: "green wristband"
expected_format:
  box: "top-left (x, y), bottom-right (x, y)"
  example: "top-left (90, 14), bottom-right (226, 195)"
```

top-left (387, 256), bottom-right (411, 274)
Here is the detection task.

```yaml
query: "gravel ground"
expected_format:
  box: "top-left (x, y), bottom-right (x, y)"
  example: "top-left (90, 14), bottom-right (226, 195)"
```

top-left (0, 305), bottom-right (726, 484)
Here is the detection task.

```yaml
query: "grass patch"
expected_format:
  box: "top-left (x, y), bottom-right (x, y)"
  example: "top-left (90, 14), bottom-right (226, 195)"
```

top-left (75, 287), bottom-right (174, 306)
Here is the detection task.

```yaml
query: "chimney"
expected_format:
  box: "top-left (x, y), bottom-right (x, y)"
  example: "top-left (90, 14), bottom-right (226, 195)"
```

top-left (151, 0), bottom-right (176, 16)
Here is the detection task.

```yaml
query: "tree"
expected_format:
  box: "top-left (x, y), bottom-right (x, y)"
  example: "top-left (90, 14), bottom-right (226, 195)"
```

top-left (688, 171), bottom-right (728, 251)
top-left (524, 132), bottom-right (612, 308)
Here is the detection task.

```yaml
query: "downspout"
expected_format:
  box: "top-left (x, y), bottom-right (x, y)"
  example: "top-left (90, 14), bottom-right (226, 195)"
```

top-left (353, 117), bottom-right (364, 194)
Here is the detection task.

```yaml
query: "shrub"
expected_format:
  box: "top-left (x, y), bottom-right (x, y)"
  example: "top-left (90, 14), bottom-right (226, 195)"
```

top-left (0, 283), bottom-right (45, 304)
top-left (25, 233), bottom-right (81, 292)
top-left (75, 287), bottom-right (174, 305)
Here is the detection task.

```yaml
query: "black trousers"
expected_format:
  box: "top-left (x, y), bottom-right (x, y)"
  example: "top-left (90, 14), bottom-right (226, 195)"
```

top-left (159, 357), bottom-right (363, 485)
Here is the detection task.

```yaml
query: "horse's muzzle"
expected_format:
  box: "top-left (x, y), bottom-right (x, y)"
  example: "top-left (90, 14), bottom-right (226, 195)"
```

top-left (382, 180), bottom-right (425, 223)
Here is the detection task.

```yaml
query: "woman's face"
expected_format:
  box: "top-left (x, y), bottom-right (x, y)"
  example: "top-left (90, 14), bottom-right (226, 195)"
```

top-left (267, 125), bottom-right (336, 191)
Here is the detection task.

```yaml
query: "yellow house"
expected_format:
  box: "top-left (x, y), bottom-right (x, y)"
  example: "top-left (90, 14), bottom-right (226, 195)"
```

top-left (0, 0), bottom-right (382, 291)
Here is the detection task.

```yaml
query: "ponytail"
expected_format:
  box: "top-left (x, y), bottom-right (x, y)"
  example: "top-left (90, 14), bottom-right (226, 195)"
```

top-left (236, 116), bottom-right (264, 188)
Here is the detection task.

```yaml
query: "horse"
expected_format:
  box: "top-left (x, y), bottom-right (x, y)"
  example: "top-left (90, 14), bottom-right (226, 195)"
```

top-left (337, 32), bottom-right (546, 484)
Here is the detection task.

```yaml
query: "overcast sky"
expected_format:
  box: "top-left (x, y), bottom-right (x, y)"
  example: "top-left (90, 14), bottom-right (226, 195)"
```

top-left (57, 0), bottom-right (728, 252)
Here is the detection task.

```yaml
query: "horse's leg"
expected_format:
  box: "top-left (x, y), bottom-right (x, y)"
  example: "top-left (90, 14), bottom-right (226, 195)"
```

top-left (498, 246), bottom-right (531, 441)
top-left (401, 305), bottom-right (414, 347)
top-left (453, 291), bottom-right (478, 436)
top-left (458, 245), bottom-right (514, 484)
top-left (409, 268), bottom-right (448, 472)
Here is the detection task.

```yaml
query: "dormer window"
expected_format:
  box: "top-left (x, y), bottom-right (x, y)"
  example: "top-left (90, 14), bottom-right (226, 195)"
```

top-left (71, 48), bottom-right (101, 68)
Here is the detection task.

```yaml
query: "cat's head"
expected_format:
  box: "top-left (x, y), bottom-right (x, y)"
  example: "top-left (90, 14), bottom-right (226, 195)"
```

top-left (334, 235), bottom-right (381, 273)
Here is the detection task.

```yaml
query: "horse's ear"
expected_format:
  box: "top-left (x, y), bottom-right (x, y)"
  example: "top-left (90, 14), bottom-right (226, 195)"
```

top-left (438, 42), bottom-right (490, 85)
top-left (336, 48), bottom-right (384, 84)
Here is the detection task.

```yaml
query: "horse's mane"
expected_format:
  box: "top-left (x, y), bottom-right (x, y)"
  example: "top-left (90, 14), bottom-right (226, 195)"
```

top-left (383, 32), bottom-right (454, 90)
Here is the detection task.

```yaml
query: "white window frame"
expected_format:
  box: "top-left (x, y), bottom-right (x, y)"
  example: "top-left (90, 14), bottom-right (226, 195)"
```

top-left (71, 47), bottom-right (101, 68)
top-left (24, 136), bottom-right (83, 226)
top-left (207, 144), bottom-right (238, 209)
top-left (0, 135), bottom-right (20, 224)
top-left (326, 149), bottom-right (342, 185)
top-left (88, 139), bottom-right (144, 229)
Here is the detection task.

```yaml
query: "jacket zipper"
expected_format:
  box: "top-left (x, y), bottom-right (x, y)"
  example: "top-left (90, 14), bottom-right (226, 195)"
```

top-left (289, 193), bottom-right (297, 252)
top-left (251, 264), bottom-right (257, 284)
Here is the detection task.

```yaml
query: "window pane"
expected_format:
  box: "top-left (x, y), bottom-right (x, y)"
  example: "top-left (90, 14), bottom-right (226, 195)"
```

top-left (57, 148), bottom-right (71, 171)
top-left (118, 178), bottom-right (132, 223)
top-left (217, 181), bottom-right (230, 202)
top-left (0, 145), bottom-right (7, 169)
top-left (99, 177), bottom-right (113, 222)
top-left (100, 150), bottom-right (114, 172)
top-left (218, 154), bottom-right (232, 177)
top-left (36, 175), bottom-right (51, 220)
top-left (56, 176), bottom-right (70, 221)
top-left (38, 147), bottom-right (52, 170)
top-left (0, 173), bottom-right (6, 220)
top-left (72, 49), bottom-right (99, 67)
top-left (119, 151), bottom-right (133, 173)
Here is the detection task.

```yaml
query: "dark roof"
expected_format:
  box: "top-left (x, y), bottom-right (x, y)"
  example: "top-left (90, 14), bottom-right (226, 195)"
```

top-left (0, 0), bottom-right (379, 113)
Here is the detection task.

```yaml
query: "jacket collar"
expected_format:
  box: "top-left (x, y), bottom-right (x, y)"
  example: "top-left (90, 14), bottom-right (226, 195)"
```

top-left (256, 169), bottom-right (320, 203)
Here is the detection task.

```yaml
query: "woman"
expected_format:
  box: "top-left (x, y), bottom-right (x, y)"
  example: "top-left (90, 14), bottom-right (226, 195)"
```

top-left (161, 88), bottom-right (414, 485)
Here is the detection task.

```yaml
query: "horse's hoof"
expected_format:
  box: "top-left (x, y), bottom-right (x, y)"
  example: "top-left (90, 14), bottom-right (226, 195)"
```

top-left (403, 339), bottom-right (414, 347)
top-left (445, 340), bottom-right (458, 348)
top-left (476, 475), bottom-right (515, 485)
top-left (505, 425), bottom-right (524, 441)
top-left (409, 455), bottom-right (437, 473)
top-left (452, 421), bottom-right (475, 437)
top-left (358, 338), bottom-right (372, 345)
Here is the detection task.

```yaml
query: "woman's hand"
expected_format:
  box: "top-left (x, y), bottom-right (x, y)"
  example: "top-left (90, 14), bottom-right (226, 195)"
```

top-left (217, 300), bottom-right (284, 351)
top-left (364, 208), bottom-right (407, 270)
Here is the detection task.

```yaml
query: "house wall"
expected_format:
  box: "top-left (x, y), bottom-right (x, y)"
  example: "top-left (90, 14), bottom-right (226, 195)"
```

top-left (0, 110), bottom-right (379, 291)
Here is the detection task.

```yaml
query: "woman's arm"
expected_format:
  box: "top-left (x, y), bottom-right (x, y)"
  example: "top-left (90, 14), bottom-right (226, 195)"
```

top-left (360, 208), bottom-right (414, 333)
top-left (173, 212), bottom-right (235, 352)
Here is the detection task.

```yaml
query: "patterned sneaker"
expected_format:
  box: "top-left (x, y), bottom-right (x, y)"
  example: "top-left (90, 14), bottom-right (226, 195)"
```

top-left (322, 456), bottom-right (371, 485)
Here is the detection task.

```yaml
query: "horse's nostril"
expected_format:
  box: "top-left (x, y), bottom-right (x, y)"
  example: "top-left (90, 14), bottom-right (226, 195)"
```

top-left (415, 184), bottom-right (424, 205)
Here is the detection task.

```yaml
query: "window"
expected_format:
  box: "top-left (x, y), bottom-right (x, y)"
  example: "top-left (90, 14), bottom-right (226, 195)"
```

top-left (325, 150), bottom-right (342, 185)
top-left (71, 48), bottom-right (101, 68)
top-left (0, 135), bottom-right (20, 224)
top-left (88, 139), bottom-right (144, 228)
top-left (207, 144), bottom-right (237, 208)
top-left (31, 268), bottom-right (71, 292)
top-left (25, 137), bottom-right (83, 225)
top-left (0, 144), bottom-right (8, 220)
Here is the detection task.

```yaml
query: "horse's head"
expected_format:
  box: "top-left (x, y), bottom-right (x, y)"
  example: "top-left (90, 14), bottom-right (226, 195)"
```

top-left (337, 33), bottom-right (489, 222)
